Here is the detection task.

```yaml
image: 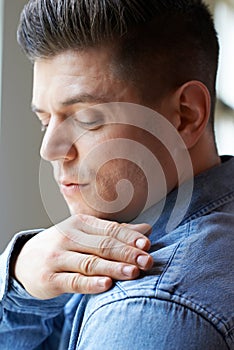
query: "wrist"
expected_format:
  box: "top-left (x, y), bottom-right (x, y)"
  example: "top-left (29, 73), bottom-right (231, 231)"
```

top-left (9, 234), bottom-right (37, 279)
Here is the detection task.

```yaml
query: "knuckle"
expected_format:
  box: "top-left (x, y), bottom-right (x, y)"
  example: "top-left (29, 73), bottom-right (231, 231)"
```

top-left (105, 221), bottom-right (121, 238)
top-left (58, 231), bottom-right (71, 246)
top-left (56, 222), bottom-right (78, 245)
top-left (36, 274), bottom-right (62, 298)
top-left (70, 274), bottom-right (82, 291)
top-left (41, 269), bottom-right (54, 286)
top-left (118, 245), bottom-right (136, 263)
top-left (119, 225), bottom-right (144, 245)
top-left (71, 214), bottom-right (83, 227)
top-left (52, 227), bottom-right (69, 246)
top-left (46, 273), bottom-right (67, 295)
top-left (121, 231), bottom-right (137, 245)
top-left (98, 237), bottom-right (115, 255)
top-left (80, 256), bottom-right (99, 275)
top-left (44, 249), bottom-right (61, 266)
top-left (69, 274), bottom-right (95, 294)
top-left (73, 214), bottom-right (92, 228)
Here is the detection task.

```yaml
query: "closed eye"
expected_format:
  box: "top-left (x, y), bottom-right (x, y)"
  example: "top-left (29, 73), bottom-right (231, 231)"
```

top-left (76, 119), bottom-right (104, 130)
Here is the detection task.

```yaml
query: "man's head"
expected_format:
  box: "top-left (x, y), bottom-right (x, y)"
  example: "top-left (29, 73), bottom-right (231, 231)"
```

top-left (17, 0), bottom-right (220, 222)
top-left (18, 0), bottom-right (219, 117)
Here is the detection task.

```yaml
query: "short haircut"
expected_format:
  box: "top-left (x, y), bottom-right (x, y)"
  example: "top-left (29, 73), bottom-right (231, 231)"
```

top-left (17, 0), bottom-right (219, 123)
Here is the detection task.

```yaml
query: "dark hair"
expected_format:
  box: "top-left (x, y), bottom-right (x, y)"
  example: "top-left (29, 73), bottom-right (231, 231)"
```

top-left (17, 0), bottom-right (219, 122)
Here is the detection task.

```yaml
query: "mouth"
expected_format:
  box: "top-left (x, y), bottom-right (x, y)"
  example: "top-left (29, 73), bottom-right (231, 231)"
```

top-left (59, 182), bottom-right (88, 196)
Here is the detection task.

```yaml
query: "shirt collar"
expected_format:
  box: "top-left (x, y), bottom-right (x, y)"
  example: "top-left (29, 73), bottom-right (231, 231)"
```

top-left (132, 156), bottom-right (234, 240)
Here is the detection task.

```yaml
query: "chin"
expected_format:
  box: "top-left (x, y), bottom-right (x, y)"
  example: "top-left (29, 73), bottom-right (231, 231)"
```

top-left (67, 200), bottom-right (105, 218)
top-left (67, 199), bottom-right (145, 223)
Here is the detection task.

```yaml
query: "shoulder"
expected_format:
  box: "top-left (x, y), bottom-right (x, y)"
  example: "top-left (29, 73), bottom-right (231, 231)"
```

top-left (76, 210), bottom-right (233, 349)
top-left (76, 284), bottom-right (229, 349)
top-left (155, 210), bottom-right (234, 347)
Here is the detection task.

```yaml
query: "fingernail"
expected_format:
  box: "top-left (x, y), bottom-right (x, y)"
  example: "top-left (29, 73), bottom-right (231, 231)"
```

top-left (136, 238), bottom-right (147, 249)
top-left (122, 265), bottom-right (135, 277)
top-left (137, 255), bottom-right (149, 268)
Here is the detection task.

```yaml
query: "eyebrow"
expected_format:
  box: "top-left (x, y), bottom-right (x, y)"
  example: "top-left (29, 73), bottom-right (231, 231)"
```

top-left (31, 93), bottom-right (109, 113)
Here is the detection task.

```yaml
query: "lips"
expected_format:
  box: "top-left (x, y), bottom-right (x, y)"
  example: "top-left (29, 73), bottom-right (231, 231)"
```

top-left (60, 183), bottom-right (84, 196)
top-left (59, 179), bottom-right (88, 196)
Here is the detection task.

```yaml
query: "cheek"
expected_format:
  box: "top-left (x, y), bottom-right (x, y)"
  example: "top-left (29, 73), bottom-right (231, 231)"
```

top-left (95, 159), bottom-right (148, 203)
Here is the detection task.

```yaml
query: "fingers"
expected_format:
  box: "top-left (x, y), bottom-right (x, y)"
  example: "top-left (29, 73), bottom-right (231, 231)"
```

top-left (63, 214), bottom-right (152, 250)
top-left (62, 233), bottom-right (153, 271)
top-left (51, 273), bottom-right (113, 296)
top-left (57, 252), bottom-right (140, 280)
top-left (13, 214), bottom-right (155, 300)
top-left (55, 215), bottom-right (154, 271)
top-left (123, 223), bottom-right (152, 237)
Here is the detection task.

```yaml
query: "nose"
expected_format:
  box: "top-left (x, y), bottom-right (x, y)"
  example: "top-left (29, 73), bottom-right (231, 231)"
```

top-left (40, 117), bottom-right (78, 162)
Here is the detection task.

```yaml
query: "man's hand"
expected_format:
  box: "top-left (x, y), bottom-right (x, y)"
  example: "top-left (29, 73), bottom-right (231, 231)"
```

top-left (13, 214), bottom-right (153, 299)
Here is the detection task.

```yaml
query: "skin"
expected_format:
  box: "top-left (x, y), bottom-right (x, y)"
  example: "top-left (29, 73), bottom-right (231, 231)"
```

top-left (33, 49), bottom-right (178, 221)
top-left (14, 47), bottom-right (220, 299)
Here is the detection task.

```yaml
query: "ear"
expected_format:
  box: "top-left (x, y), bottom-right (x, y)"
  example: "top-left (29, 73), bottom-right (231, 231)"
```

top-left (172, 81), bottom-right (211, 149)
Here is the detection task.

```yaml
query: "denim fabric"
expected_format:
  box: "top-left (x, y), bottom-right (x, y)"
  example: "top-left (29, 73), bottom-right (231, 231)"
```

top-left (0, 156), bottom-right (233, 349)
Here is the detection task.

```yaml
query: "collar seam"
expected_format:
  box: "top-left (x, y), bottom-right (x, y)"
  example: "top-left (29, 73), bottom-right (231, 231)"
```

top-left (181, 191), bottom-right (234, 225)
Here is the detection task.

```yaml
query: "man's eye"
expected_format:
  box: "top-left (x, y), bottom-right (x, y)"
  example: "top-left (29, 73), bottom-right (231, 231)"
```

top-left (78, 120), bottom-right (103, 130)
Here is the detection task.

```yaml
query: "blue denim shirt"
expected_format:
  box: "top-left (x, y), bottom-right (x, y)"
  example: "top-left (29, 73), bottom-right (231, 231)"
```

top-left (0, 156), bottom-right (233, 349)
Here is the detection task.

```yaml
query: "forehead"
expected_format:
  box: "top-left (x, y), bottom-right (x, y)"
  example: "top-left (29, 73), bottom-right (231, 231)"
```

top-left (32, 48), bottom-right (141, 109)
top-left (33, 49), bottom-right (111, 92)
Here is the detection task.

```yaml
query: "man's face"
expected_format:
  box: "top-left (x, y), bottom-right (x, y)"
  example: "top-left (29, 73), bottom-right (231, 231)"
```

top-left (32, 48), bottom-right (177, 222)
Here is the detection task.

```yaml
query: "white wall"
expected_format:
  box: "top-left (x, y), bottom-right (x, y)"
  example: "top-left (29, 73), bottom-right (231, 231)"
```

top-left (0, 0), bottom-right (52, 252)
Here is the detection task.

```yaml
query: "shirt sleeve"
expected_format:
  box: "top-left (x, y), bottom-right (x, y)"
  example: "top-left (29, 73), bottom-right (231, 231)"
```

top-left (0, 230), bottom-right (72, 350)
top-left (76, 297), bottom-right (230, 350)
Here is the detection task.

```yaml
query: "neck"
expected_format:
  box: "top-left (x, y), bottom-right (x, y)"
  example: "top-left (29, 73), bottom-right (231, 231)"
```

top-left (190, 130), bottom-right (221, 177)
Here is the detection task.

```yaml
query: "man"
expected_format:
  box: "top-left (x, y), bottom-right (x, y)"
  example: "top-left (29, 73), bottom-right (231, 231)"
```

top-left (0, 0), bottom-right (233, 349)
